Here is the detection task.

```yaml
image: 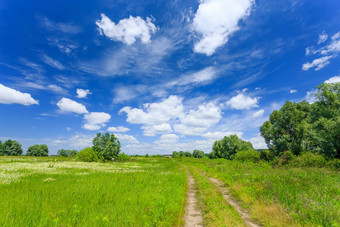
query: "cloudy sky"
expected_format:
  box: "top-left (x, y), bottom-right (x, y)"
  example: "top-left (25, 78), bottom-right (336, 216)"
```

top-left (0, 0), bottom-right (340, 155)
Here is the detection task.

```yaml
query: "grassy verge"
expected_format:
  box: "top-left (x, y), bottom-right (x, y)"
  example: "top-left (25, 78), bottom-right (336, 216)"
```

top-left (186, 164), bottom-right (246, 226)
top-left (0, 157), bottom-right (186, 226)
top-left (181, 158), bottom-right (339, 227)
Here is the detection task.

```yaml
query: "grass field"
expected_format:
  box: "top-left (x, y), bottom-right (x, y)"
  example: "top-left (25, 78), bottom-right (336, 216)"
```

top-left (180, 158), bottom-right (340, 227)
top-left (1, 156), bottom-right (339, 227)
top-left (0, 157), bottom-right (186, 226)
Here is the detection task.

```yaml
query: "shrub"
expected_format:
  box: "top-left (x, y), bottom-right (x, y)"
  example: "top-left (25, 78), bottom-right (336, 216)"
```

top-left (325, 159), bottom-right (340, 170)
top-left (77, 147), bottom-right (98, 162)
top-left (57, 149), bottom-right (78, 157)
top-left (260, 149), bottom-right (273, 161)
top-left (172, 151), bottom-right (179, 158)
top-left (277, 150), bottom-right (295, 166)
top-left (235, 150), bottom-right (260, 163)
top-left (291, 152), bottom-right (326, 167)
top-left (193, 150), bottom-right (204, 158)
top-left (116, 153), bottom-right (131, 162)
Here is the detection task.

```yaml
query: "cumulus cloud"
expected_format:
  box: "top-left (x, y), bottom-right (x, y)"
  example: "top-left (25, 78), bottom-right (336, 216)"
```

top-left (154, 134), bottom-right (179, 144)
top-left (142, 123), bottom-right (172, 136)
top-left (57, 98), bottom-right (88, 114)
top-left (83, 112), bottom-right (111, 131)
top-left (116, 134), bottom-right (139, 144)
top-left (40, 54), bottom-right (65, 70)
top-left (96, 14), bottom-right (157, 45)
top-left (252, 109), bottom-right (264, 118)
top-left (120, 96), bottom-right (183, 125)
top-left (249, 135), bottom-right (267, 149)
top-left (107, 126), bottom-right (130, 133)
top-left (305, 89), bottom-right (317, 104)
top-left (0, 83), bottom-right (39, 105)
top-left (174, 102), bottom-right (221, 135)
top-left (303, 31), bottom-right (340, 71)
top-left (53, 134), bottom-right (93, 149)
top-left (192, 0), bottom-right (254, 55)
top-left (226, 91), bottom-right (259, 110)
top-left (76, 89), bottom-right (92, 98)
top-left (325, 75), bottom-right (340, 84)
top-left (202, 131), bottom-right (243, 141)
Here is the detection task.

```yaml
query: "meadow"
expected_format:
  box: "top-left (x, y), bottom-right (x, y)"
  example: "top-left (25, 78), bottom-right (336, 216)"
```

top-left (0, 157), bottom-right (186, 226)
top-left (0, 156), bottom-right (339, 227)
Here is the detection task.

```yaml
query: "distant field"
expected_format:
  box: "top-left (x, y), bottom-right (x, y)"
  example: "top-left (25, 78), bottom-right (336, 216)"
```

top-left (180, 158), bottom-right (340, 227)
top-left (0, 157), bottom-right (186, 226)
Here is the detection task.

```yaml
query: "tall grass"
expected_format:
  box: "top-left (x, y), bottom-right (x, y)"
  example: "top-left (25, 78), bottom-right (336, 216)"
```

top-left (181, 158), bottom-right (340, 227)
top-left (0, 157), bottom-right (186, 226)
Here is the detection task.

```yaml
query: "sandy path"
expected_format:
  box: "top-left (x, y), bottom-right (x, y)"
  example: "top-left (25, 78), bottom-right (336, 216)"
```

top-left (184, 171), bottom-right (203, 227)
top-left (207, 176), bottom-right (261, 227)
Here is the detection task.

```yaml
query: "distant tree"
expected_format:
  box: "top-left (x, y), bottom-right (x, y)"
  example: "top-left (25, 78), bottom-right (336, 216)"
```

top-left (179, 151), bottom-right (185, 157)
top-left (193, 150), bottom-right (204, 158)
top-left (1, 140), bottom-right (23, 156)
top-left (184, 151), bottom-right (192, 157)
top-left (0, 141), bottom-right (3, 155)
top-left (26, 144), bottom-right (49, 156)
top-left (69, 150), bottom-right (78, 157)
top-left (172, 151), bottom-right (179, 158)
top-left (57, 149), bottom-right (69, 157)
top-left (92, 133), bottom-right (121, 161)
top-left (145, 154), bottom-right (149, 157)
top-left (210, 135), bottom-right (253, 159)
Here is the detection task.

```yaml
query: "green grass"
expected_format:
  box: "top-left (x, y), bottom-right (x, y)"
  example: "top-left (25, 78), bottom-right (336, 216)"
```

top-left (0, 157), bottom-right (186, 226)
top-left (186, 165), bottom-right (246, 227)
top-left (180, 158), bottom-right (340, 227)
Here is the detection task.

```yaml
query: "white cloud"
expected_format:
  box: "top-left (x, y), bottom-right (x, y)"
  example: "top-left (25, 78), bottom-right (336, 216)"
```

top-left (325, 75), bottom-right (340, 84)
top-left (107, 126), bottom-right (130, 133)
top-left (41, 17), bottom-right (81, 34)
top-left (0, 83), bottom-right (39, 105)
top-left (252, 109), bottom-right (264, 117)
top-left (154, 134), bottom-right (179, 144)
top-left (57, 98), bottom-right (88, 114)
top-left (142, 123), bottom-right (172, 136)
top-left (120, 95), bottom-right (183, 125)
top-left (302, 55), bottom-right (333, 71)
top-left (192, 0), bottom-right (254, 55)
top-left (113, 86), bottom-right (138, 103)
top-left (40, 54), bottom-right (65, 70)
top-left (202, 131), bottom-right (243, 141)
top-left (289, 89), bottom-right (298, 93)
top-left (249, 135), bottom-right (267, 149)
top-left (47, 85), bottom-right (67, 94)
top-left (303, 31), bottom-right (340, 70)
top-left (116, 134), bottom-right (139, 144)
top-left (83, 112), bottom-right (111, 131)
top-left (96, 14), bottom-right (157, 45)
top-left (226, 91), bottom-right (259, 110)
top-left (76, 89), bottom-right (92, 98)
top-left (167, 67), bottom-right (217, 87)
top-left (174, 102), bottom-right (221, 135)
top-left (53, 134), bottom-right (93, 149)
top-left (318, 32), bottom-right (328, 44)
top-left (305, 89), bottom-right (317, 104)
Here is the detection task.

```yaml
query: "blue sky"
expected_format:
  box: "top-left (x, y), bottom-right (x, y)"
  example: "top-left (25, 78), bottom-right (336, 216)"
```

top-left (1, 0), bottom-right (340, 155)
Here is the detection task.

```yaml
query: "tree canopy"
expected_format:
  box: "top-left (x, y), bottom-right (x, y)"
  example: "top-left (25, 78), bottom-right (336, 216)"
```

top-left (260, 82), bottom-right (340, 159)
top-left (210, 134), bottom-right (253, 159)
top-left (26, 144), bottom-right (49, 156)
top-left (92, 133), bottom-right (121, 161)
top-left (0, 139), bottom-right (23, 156)
top-left (193, 150), bottom-right (204, 158)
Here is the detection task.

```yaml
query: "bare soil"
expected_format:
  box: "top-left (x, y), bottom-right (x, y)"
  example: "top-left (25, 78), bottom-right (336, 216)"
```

top-left (184, 171), bottom-right (203, 227)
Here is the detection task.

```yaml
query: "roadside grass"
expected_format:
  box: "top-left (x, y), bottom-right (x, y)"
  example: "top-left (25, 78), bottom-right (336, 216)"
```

top-left (181, 158), bottom-right (340, 227)
top-left (0, 157), bottom-right (186, 226)
top-left (187, 165), bottom-right (246, 227)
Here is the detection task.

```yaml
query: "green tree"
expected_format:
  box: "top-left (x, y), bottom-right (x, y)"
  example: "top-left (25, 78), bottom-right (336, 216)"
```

top-left (92, 133), bottom-right (121, 161)
top-left (1, 140), bottom-right (23, 156)
top-left (172, 151), bottom-right (179, 158)
top-left (193, 150), bottom-right (204, 158)
top-left (26, 144), bottom-right (49, 156)
top-left (210, 135), bottom-right (253, 159)
top-left (179, 151), bottom-right (185, 157)
top-left (57, 149), bottom-right (69, 157)
top-left (69, 150), bottom-right (78, 157)
top-left (77, 147), bottom-right (98, 162)
top-left (0, 141), bottom-right (3, 155)
top-left (184, 151), bottom-right (192, 157)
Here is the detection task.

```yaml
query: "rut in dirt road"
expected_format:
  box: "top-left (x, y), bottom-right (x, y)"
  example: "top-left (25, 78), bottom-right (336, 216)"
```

top-left (207, 177), bottom-right (261, 227)
top-left (184, 171), bottom-right (203, 227)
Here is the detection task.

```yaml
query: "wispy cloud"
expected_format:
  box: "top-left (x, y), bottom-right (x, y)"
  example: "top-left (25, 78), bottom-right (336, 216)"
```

top-left (40, 16), bottom-right (82, 34)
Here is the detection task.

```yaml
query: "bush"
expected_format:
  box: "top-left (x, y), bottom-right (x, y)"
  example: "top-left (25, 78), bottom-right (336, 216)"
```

top-left (193, 150), bottom-right (204, 158)
top-left (172, 151), bottom-right (179, 158)
top-left (116, 153), bottom-right (131, 162)
top-left (277, 150), bottom-right (295, 166)
top-left (325, 159), bottom-right (340, 170)
top-left (77, 147), bottom-right (98, 162)
top-left (57, 149), bottom-right (78, 157)
top-left (291, 152), bottom-right (326, 167)
top-left (235, 150), bottom-right (260, 163)
top-left (260, 149), bottom-right (273, 161)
